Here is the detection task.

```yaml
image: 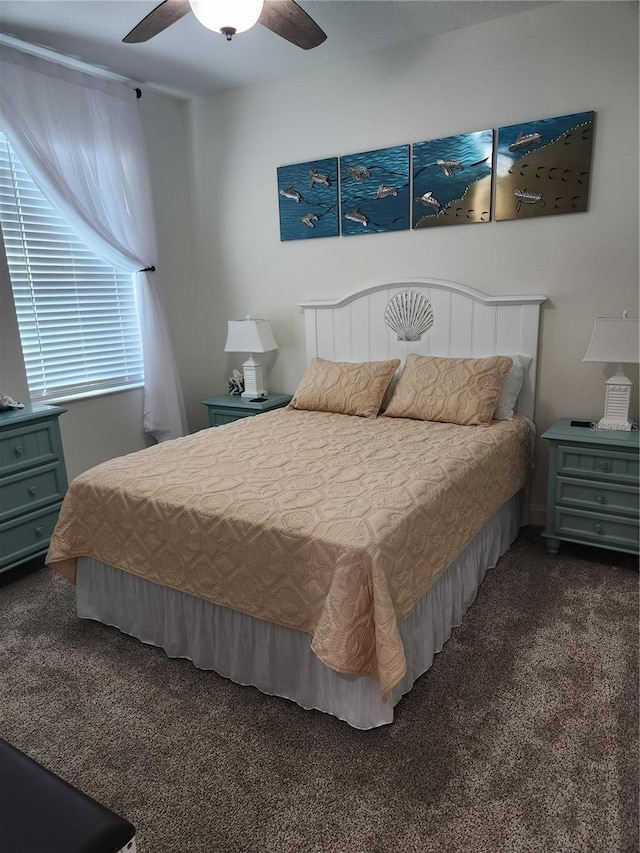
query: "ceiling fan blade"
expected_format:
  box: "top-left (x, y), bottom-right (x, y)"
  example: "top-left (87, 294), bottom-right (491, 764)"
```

top-left (123, 0), bottom-right (191, 43)
top-left (259, 0), bottom-right (327, 50)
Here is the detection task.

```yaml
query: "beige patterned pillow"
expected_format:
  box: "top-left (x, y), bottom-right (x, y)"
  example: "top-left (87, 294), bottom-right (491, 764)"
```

top-left (290, 357), bottom-right (401, 418)
top-left (383, 354), bottom-right (512, 426)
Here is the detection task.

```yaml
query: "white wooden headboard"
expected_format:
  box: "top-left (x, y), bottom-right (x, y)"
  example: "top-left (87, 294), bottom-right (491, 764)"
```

top-left (300, 278), bottom-right (546, 422)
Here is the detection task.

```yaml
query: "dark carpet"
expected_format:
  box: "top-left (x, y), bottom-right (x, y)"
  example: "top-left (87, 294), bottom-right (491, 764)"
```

top-left (1, 526), bottom-right (637, 853)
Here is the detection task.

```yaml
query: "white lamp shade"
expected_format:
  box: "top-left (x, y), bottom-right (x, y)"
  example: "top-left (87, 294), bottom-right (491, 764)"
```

top-left (582, 317), bottom-right (640, 364)
top-left (224, 319), bottom-right (278, 354)
top-left (189, 0), bottom-right (264, 35)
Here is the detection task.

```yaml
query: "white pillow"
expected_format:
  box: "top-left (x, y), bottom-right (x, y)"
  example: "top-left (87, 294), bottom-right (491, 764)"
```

top-left (493, 355), bottom-right (532, 420)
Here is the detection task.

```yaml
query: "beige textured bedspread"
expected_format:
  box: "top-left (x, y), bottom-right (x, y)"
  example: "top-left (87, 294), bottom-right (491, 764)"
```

top-left (47, 409), bottom-right (531, 697)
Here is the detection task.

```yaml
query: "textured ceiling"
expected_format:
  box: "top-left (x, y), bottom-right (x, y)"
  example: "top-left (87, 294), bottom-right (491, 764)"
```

top-left (0, 1), bottom-right (551, 98)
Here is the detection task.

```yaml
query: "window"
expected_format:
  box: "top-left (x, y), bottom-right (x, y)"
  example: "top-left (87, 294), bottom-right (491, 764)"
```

top-left (0, 132), bottom-right (144, 402)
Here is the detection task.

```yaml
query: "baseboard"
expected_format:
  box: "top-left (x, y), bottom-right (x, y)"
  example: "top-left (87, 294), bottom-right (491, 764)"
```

top-left (528, 503), bottom-right (546, 528)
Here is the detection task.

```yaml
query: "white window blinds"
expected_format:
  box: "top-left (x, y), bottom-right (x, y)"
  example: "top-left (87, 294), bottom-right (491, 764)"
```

top-left (0, 132), bottom-right (144, 402)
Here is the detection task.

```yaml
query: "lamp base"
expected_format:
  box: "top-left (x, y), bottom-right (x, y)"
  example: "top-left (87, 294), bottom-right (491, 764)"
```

top-left (240, 355), bottom-right (267, 399)
top-left (598, 367), bottom-right (633, 431)
top-left (596, 417), bottom-right (633, 432)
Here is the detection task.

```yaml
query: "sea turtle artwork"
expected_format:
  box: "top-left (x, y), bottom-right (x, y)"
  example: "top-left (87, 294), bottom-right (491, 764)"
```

top-left (513, 188), bottom-right (543, 212)
top-left (300, 212), bottom-right (320, 228)
top-left (495, 111), bottom-right (595, 220)
top-left (347, 165), bottom-right (371, 182)
top-left (277, 157), bottom-right (339, 240)
top-left (339, 145), bottom-right (410, 235)
top-left (279, 186), bottom-right (301, 202)
top-left (309, 169), bottom-right (330, 187)
top-left (343, 209), bottom-right (368, 227)
top-left (414, 191), bottom-right (442, 214)
top-left (412, 130), bottom-right (493, 228)
top-left (372, 184), bottom-right (398, 199)
top-left (508, 131), bottom-right (543, 152)
top-left (435, 158), bottom-right (464, 177)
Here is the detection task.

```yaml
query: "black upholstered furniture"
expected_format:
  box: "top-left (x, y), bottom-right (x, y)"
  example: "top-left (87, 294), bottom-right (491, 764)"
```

top-left (0, 738), bottom-right (136, 853)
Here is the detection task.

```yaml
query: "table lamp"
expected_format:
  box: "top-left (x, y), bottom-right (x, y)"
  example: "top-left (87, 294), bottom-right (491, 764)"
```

top-left (224, 317), bottom-right (278, 399)
top-left (582, 311), bottom-right (640, 430)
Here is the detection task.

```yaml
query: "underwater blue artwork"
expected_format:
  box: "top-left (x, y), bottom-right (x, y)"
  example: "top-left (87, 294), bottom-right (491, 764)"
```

top-left (277, 157), bottom-right (339, 241)
top-left (495, 111), bottom-right (595, 221)
top-left (412, 130), bottom-right (493, 228)
top-left (339, 145), bottom-right (410, 236)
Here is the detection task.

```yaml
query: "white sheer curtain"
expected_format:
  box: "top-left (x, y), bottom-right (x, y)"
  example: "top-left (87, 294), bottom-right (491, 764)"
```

top-left (0, 45), bottom-right (187, 442)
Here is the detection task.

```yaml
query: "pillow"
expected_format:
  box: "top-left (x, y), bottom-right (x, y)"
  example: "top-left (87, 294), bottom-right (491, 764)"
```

top-left (493, 355), bottom-right (533, 420)
top-left (383, 354), bottom-right (512, 426)
top-left (290, 357), bottom-right (400, 418)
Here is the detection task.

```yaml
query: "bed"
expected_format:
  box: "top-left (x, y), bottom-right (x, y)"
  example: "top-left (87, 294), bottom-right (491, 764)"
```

top-left (47, 278), bottom-right (546, 729)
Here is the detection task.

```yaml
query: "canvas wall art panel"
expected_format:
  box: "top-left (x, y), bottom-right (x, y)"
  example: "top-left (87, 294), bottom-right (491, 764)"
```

top-left (277, 157), bottom-right (339, 241)
top-left (339, 145), bottom-right (410, 236)
top-left (412, 129), bottom-right (493, 228)
top-left (494, 111), bottom-right (595, 221)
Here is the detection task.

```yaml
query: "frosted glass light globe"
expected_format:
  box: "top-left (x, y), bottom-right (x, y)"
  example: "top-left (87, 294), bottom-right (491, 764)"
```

top-left (189, 0), bottom-right (265, 39)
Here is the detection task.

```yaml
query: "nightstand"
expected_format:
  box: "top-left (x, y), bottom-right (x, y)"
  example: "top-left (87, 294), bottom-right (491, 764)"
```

top-left (201, 394), bottom-right (293, 427)
top-left (542, 418), bottom-right (639, 556)
top-left (0, 403), bottom-right (68, 574)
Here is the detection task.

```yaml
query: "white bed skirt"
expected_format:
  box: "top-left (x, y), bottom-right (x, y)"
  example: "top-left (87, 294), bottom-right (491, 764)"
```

top-left (76, 491), bottom-right (524, 729)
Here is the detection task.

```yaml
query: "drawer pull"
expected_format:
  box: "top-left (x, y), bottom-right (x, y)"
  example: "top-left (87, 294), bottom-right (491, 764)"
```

top-left (35, 526), bottom-right (44, 537)
top-left (597, 460), bottom-right (609, 471)
top-left (14, 445), bottom-right (24, 456)
top-left (28, 486), bottom-right (38, 496)
top-left (595, 493), bottom-right (605, 503)
top-left (593, 523), bottom-right (604, 534)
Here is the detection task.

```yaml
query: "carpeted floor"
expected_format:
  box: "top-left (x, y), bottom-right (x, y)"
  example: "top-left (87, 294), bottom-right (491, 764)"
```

top-left (1, 526), bottom-right (637, 853)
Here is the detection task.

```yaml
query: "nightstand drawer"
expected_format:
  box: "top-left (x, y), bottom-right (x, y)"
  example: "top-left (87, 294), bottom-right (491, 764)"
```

top-left (0, 421), bottom-right (60, 475)
top-left (0, 463), bottom-right (67, 523)
top-left (210, 410), bottom-right (255, 427)
top-left (556, 476), bottom-right (639, 517)
top-left (0, 505), bottom-right (61, 569)
top-left (554, 507), bottom-right (639, 552)
top-left (202, 394), bottom-right (293, 428)
top-left (557, 444), bottom-right (639, 485)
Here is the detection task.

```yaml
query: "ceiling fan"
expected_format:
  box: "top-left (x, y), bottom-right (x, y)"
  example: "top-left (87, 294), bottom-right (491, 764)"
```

top-left (123, 0), bottom-right (327, 50)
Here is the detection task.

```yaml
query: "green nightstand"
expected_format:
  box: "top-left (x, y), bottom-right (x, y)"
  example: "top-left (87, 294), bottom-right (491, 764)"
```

top-left (541, 418), bottom-right (639, 556)
top-left (201, 394), bottom-right (293, 427)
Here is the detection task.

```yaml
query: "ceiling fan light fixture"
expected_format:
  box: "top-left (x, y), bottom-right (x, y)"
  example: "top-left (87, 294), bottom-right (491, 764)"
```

top-left (189, 0), bottom-right (265, 39)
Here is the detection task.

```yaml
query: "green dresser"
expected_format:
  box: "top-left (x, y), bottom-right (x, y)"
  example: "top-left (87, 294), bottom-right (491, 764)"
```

top-left (542, 419), bottom-right (639, 556)
top-left (0, 404), bottom-right (68, 574)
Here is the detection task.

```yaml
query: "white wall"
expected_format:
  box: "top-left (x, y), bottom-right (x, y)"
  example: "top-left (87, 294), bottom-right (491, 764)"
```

top-left (183, 1), bottom-right (639, 518)
top-left (137, 90), bottom-right (198, 407)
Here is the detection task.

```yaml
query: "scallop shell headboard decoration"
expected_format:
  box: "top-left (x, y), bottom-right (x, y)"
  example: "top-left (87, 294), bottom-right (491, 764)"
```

top-left (384, 290), bottom-right (434, 341)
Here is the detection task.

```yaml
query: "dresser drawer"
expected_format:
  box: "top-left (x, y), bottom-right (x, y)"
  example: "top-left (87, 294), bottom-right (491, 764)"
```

top-left (0, 505), bottom-right (61, 569)
top-left (556, 476), bottom-right (639, 518)
top-left (557, 444), bottom-right (639, 485)
top-left (554, 506), bottom-right (639, 552)
top-left (0, 421), bottom-right (60, 475)
top-left (0, 462), bottom-right (66, 523)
